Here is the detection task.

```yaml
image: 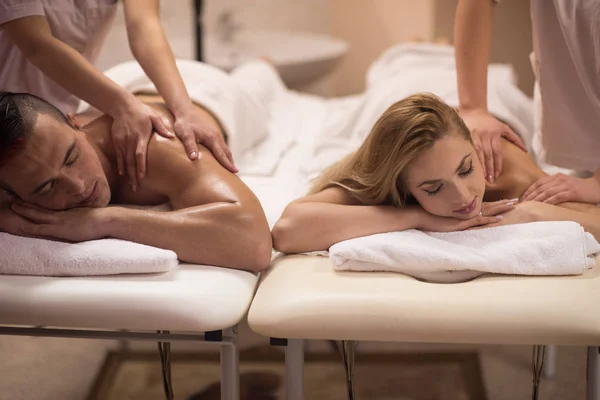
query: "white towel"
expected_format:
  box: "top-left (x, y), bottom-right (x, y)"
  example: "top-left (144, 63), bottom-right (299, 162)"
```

top-left (299, 43), bottom-right (535, 178)
top-left (78, 59), bottom-right (290, 175)
top-left (0, 233), bottom-right (178, 277)
top-left (329, 222), bottom-right (600, 283)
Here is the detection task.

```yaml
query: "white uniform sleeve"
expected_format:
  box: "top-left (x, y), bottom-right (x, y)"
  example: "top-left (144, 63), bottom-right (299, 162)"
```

top-left (0, 0), bottom-right (44, 26)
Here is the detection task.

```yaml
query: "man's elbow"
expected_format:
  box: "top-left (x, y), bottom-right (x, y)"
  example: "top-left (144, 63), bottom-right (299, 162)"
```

top-left (236, 208), bottom-right (273, 273)
top-left (247, 234), bottom-right (273, 273)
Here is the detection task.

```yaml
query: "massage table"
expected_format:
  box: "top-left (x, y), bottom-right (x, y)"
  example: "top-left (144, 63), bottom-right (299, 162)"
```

top-left (248, 254), bottom-right (600, 400)
top-left (0, 263), bottom-right (258, 400)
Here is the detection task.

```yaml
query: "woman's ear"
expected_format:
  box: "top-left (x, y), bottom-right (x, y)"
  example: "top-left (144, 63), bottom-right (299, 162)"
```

top-left (67, 113), bottom-right (81, 130)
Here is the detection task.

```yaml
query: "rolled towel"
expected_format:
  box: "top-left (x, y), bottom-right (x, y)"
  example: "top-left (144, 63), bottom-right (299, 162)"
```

top-left (85, 59), bottom-right (277, 170)
top-left (0, 233), bottom-right (178, 277)
top-left (329, 221), bottom-right (600, 283)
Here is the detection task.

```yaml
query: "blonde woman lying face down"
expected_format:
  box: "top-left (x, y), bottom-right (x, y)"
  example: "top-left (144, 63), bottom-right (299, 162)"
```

top-left (272, 93), bottom-right (600, 254)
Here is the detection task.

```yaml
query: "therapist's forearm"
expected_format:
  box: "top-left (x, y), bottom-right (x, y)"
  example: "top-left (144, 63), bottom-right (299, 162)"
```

top-left (127, 20), bottom-right (192, 115)
top-left (272, 203), bottom-right (421, 253)
top-left (454, 0), bottom-right (495, 112)
top-left (25, 37), bottom-right (134, 116)
top-left (102, 203), bottom-right (270, 271)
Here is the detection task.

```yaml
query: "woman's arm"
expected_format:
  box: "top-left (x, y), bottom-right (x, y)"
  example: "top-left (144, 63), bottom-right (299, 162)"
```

top-left (272, 187), bottom-right (503, 254)
top-left (272, 187), bottom-right (422, 253)
top-left (454, 0), bottom-right (525, 182)
top-left (1, 16), bottom-right (171, 186)
top-left (2, 16), bottom-right (140, 120)
top-left (499, 201), bottom-right (600, 241)
top-left (122, 0), bottom-right (236, 172)
top-left (454, 0), bottom-right (494, 112)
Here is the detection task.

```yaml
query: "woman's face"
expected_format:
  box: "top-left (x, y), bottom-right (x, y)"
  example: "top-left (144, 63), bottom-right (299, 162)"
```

top-left (404, 133), bottom-right (486, 219)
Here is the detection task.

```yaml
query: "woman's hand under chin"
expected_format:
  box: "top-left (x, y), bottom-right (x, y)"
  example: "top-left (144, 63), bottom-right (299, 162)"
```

top-left (416, 200), bottom-right (553, 232)
top-left (417, 199), bottom-right (515, 232)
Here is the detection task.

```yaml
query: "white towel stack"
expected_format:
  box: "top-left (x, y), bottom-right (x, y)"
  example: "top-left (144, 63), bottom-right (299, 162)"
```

top-left (0, 233), bottom-right (178, 277)
top-left (329, 221), bottom-right (600, 283)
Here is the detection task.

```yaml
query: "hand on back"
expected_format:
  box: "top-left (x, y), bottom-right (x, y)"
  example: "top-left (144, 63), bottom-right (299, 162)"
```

top-left (459, 109), bottom-right (527, 184)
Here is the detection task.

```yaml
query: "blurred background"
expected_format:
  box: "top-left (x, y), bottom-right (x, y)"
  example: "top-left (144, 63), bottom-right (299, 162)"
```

top-left (95, 0), bottom-right (534, 97)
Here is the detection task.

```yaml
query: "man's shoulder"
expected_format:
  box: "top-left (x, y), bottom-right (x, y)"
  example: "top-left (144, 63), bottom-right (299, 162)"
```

top-left (144, 135), bottom-right (255, 207)
top-left (145, 136), bottom-right (226, 192)
top-left (147, 136), bottom-right (201, 179)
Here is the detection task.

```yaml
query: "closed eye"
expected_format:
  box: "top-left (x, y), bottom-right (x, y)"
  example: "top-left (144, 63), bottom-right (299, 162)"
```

top-left (66, 152), bottom-right (78, 166)
top-left (39, 180), bottom-right (56, 196)
top-left (459, 161), bottom-right (473, 177)
top-left (425, 185), bottom-right (442, 196)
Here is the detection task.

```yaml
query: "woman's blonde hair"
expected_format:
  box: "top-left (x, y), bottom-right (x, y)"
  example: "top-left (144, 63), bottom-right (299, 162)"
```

top-left (309, 92), bottom-right (471, 206)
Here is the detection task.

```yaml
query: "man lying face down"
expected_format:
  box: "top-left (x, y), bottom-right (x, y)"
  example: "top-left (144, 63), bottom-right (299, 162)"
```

top-left (0, 91), bottom-right (272, 272)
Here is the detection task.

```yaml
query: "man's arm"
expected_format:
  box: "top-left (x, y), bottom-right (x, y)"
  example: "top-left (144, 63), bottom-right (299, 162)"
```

top-left (103, 139), bottom-right (272, 272)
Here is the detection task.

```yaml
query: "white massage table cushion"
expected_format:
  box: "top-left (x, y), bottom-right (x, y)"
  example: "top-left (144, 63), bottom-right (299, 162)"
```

top-left (248, 255), bottom-right (600, 346)
top-left (0, 264), bottom-right (258, 332)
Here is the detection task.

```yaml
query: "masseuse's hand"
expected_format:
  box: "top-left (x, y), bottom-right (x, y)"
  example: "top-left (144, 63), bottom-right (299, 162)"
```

top-left (521, 173), bottom-right (600, 205)
top-left (417, 199), bottom-right (516, 232)
top-left (172, 105), bottom-right (237, 173)
top-left (460, 109), bottom-right (527, 184)
top-left (10, 202), bottom-right (110, 242)
top-left (110, 97), bottom-right (174, 191)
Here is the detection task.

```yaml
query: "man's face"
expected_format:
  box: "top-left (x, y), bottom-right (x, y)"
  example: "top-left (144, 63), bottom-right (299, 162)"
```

top-left (0, 114), bottom-right (110, 210)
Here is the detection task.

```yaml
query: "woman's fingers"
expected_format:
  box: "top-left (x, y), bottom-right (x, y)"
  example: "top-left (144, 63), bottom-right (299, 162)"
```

top-left (482, 198), bottom-right (518, 216)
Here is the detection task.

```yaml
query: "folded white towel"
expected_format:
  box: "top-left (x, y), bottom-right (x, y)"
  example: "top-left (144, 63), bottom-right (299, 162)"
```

top-left (329, 221), bottom-right (600, 283)
top-left (79, 60), bottom-right (287, 174)
top-left (0, 233), bottom-right (178, 277)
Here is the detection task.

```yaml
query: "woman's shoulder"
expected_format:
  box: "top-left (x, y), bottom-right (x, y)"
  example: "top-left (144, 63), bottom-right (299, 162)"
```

top-left (296, 185), bottom-right (363, 206)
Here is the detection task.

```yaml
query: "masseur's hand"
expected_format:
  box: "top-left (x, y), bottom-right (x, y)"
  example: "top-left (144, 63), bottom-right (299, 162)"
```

top-left (521, 173), bottom-right (600, 205)
top-left (460, 109), bottom-right (527, 184)
top-left (172, 105), bottom-right (237, 173)
top-left (110, 96), bottom-right (174, 190)
top-left (418, 199), bottom-right (515, 232)
top-left (10, 202), bottom-right (110, 242)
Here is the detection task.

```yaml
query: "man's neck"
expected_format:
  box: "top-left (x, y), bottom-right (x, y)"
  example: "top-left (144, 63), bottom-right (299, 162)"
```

top-left (81, 117), bottom-right (121, 191)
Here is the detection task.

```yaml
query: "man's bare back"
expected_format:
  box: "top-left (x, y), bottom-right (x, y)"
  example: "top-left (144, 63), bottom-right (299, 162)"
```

top-left (82, 93), bottom-right (230, 207)
top-left (0, 91), bottom-right (272, 272)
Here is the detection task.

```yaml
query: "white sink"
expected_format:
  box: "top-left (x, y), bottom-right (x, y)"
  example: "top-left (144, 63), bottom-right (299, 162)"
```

top-left (204, 30), bottom-right (349, 87)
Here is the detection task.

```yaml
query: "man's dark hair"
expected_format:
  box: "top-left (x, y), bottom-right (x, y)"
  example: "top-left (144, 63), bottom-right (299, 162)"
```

top-left (0, 91), bottom-right (69, 167)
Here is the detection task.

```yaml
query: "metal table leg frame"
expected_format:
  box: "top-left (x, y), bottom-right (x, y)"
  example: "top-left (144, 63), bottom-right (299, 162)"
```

top-left (531, 345), bottom-right (545, 400)
top-left (588, 346), bottom-right (600, 400)
top-left (542, 345), bottom-right (557, 379)
top-left (342, 341), bottom-right (357, 400)
top-left (286, 339), bottom-right (304, 400)
top-left (220, 327), bottom-right (239, 400)
top-left (158, 331), bottom-right (174, 400)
